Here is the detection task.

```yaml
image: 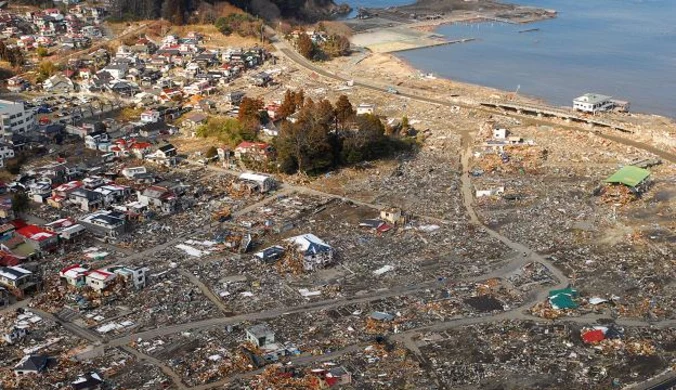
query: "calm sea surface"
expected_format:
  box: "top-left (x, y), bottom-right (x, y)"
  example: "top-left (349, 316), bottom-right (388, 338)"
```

top-left (345, 0), bottom-right (676, 117)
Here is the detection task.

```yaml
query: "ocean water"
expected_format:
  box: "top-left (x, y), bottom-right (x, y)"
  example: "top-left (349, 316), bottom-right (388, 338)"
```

top-left (381, 0), bottom-right (676, 117)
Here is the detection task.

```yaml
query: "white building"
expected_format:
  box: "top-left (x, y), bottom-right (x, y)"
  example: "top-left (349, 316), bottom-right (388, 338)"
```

top-left (237, 173), bottom-right (275, 193)
top-left (284, 233), bottom-right (335, 272)
top-left (356, 103), bottom-right (376, 116)
top-left (493, 128), bottom-right (508, 140)
top-left (85, 269), bottom-right (117, 291)
top-left (140, 110), bottom-right (160, 123)
top-left (246, 324), bottom-right (275, 347)
top-left (0, 99), bottom-right (35, 136)
top-left (112, 266), bottom-right (149, 289)
top-left (573, 93), bottom-right (614, 113)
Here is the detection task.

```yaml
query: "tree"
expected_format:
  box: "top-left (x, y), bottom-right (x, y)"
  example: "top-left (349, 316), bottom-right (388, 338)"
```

top-left (36, 47), bottom-right (48, 58)
top-left (335, 95), bottom-right (354, 130)
top-left (275, 98), bottom-right (334, 174)
top-left (401, 115), bottom-right (409, 131)
top-left (238, 97), bottom-right (264, 132)
top-left (206, 146), bottom-right (218, 159)
top-left (196, 117), bottom-right (252, 146)
top-left (323, 34), bottom-right (351, 58)
top-left (11, 192), bottom-right (29, 213)
top-left (297, 32), bottom-right (315, 60)
top-left (0, 41), bottom-right (24, 68)
top-left (314, 99), bottom-right (336, 131)
top-left (277, 89), bottom-right (296, 120)
top-left (161, 0), bottom-right (185, 25)
top-left (37, 61), bottom-right (57, 82)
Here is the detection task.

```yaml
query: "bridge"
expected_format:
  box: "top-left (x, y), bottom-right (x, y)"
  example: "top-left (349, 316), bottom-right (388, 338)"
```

top-left (480, 101), bottom-right (632, 133)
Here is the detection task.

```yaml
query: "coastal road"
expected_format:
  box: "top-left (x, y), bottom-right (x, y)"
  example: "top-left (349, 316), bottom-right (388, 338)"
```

top-left (272, 40), bottom-right (676, 165)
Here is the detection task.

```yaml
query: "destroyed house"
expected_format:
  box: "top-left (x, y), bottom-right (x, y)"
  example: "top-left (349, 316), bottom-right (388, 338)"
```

top-left (235, 141), bottom-right (273, 161)
top-left (14, 354), bottom-right (49, 375)
top-left (284, 234), bottom-right (334, 271)
top-left (0, 287), bottom-right (8, 307)
top-left (0, 222), bottom-right (16, 240)
top-left (52, 181), bottom-right (83, 198)
top-left (71, 372), bottom-right (103, 390)
top-left (252, 72), bottom-right (272, 87)
top-left (3, 326), bottom-right (28, 344)
top-left (604, 166), bottom-right (650, 191)
top-left (138, 185), bottom-right (176, 212)
top-left (254, 245), bottom-right (285, 263)
top-left (324, 366), bottom-right (352, 386)
top-left (1, 235), bottom-right (36, 260)
top-left (79, 210), bottom-right (127, 239)
top-left (246, 324), bottom-right (275, 347)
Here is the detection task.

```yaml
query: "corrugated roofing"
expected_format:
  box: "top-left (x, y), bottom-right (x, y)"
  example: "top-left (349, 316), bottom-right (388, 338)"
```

top-left (605, 166), bottom-right (650, 187)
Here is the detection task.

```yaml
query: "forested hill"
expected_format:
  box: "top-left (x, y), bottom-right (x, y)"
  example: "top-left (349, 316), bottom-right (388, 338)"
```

top-left (98, 0), bottom-right (348, 22)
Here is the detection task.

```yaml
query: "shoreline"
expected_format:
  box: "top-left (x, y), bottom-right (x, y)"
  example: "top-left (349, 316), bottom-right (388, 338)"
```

top-left (320, 48), bottom-right (676, 153)
top-left (347, 5), bottom-right (555, 53)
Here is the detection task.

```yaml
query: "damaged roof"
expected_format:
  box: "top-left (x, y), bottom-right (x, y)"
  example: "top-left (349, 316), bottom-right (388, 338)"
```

top-left (605, 166), bottom-right (650, 188)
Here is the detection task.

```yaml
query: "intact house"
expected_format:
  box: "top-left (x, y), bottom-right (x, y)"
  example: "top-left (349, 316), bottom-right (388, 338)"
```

top-left (94, 184), bottom-right (132, 205)
top-left (85, 269), bottom-right (117, 292)
top-left (60, 264), bottom-right (89, 287)
top-left (79, 210), bottom-right (128, 240)
top-left (284, 233), bottom-right (335, 272)
top-left (236, 173), bottom-right (275, 193)
top-left (68, 188), bottom-right (104, 211)
top-left (145, 143), bottom-right (177, 166)
top-left (356, 103), bottom-right (376, 116)
top-left (43, 75), bottom-right (75, 93)
top-left (121, 166), bottom-right (147, 180)
top-left (109, 265), bottom-right (149, 289)
top-left (181, 112), bottom-right (208, 131)
top-left (140, 110), bottom-right (160, 123)
top-left (0, 266), bottom-right (39, 298)
top-left (573, 93), bottom-right (630, 114)
top-left (15, 225), bottom-right (59, 253)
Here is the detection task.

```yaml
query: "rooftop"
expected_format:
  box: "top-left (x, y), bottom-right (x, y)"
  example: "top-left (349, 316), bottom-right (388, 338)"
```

top-left (605, 166), bottom-right (651, 188)
top-left (574, 93), bottom-right (612, 105)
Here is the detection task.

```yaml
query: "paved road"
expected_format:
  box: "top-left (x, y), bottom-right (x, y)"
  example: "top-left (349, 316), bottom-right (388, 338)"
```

top-left (179, 269), bottom-right (231, 315)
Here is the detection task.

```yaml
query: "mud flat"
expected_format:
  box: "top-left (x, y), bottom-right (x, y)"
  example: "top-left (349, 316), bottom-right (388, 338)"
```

top-left (348, 2), bottom-right (555, 53)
